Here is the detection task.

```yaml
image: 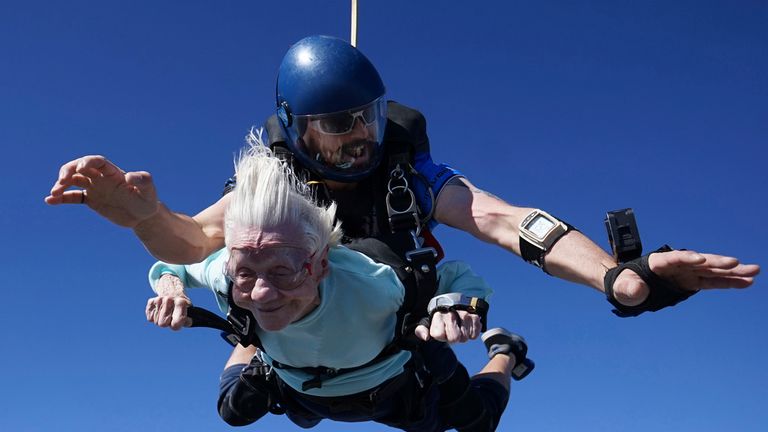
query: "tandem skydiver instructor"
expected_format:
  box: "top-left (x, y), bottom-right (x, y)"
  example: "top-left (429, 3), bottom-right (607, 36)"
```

top-left (46, 35), bottom-right (759, 321)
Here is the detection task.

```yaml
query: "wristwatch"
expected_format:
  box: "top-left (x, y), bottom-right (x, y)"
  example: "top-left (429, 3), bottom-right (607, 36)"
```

top-left (518, 209), bottom-right (570, 269)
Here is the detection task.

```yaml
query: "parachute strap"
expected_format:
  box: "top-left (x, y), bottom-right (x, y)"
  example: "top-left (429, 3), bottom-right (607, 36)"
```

top-left (396, 246), bottom-right (438, 347)
top-left (381, 139), bottom-right (440, 349)
top-left (273, 343), bottom-right (401, 391)
top-left (186, 306), bottom-right (241, 347)
top-left (272, 335), bottom-right (407, 391)
top-left (224, 280), bottom-right (264, 349)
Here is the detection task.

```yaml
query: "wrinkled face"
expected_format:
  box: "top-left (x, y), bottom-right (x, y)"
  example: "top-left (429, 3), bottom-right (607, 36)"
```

top-left (226, 225), bottom-right (327, 331)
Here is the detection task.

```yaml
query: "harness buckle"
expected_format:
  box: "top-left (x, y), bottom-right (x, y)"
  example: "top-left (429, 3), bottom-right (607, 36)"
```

top-left (386, 164), bottom-right (420, 234)
top-left (405, 247), bottom-right (438, 263)
top-left (227, 310), bottom-right (251, 336)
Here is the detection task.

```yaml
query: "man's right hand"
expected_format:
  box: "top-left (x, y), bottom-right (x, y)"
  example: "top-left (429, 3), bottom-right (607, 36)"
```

top-left (45, 155), bottom-right (159, 228)
top-left (146, 274), bottom-right (193, 330)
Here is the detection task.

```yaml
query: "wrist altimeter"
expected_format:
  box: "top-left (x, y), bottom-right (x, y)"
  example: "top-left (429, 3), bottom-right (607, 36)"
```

top-left (518, 209), bottom-right (570, 270)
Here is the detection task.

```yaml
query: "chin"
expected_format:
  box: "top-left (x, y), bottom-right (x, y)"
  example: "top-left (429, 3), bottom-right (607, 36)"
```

top-left (256, 317), bottom-right (290, 332)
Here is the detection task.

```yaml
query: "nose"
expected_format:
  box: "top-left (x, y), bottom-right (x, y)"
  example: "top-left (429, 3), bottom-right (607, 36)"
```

top-left (249, 278), bottom-right (280, 303)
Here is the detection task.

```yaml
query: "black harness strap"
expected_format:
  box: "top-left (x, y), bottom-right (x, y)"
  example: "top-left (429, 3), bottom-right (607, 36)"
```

top-left (383, 140), bottom-right (439, 349)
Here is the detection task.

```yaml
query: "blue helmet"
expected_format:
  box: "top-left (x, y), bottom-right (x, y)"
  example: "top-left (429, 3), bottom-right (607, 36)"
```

top-left (276, 35), bottom-right (387, 182)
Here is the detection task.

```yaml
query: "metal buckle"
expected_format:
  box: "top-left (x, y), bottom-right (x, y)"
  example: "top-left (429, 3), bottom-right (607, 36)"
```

top-left (227, 310), bottom-right (252, 336)
top-left (386, 164), bottom-right (420, 234)
top-left (405, 247), bottom-right (437, 263)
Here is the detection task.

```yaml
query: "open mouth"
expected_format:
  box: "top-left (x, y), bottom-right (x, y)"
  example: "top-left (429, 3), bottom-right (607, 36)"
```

top-left (334, 141), bottom-right (370, 169)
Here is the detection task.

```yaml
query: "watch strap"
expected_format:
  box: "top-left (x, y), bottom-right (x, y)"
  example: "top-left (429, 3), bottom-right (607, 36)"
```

top-left (520, 221), bottom-right (576, 273)
top-left (519, 236), bottom-right (545, 268)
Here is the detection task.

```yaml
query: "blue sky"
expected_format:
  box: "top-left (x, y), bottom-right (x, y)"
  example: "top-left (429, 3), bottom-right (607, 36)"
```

top-left (2, 1), bottom-right (766, 431)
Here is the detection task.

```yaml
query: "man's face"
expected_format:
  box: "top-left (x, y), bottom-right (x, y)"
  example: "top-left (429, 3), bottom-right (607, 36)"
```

top-left (301, 115), bottom-right (377, 172)
top-left (227, 225), bottom-right (326, 331)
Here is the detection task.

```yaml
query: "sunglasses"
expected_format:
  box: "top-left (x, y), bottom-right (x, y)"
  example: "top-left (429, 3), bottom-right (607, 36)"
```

top-left (308, 101), bottom-right (381, 135)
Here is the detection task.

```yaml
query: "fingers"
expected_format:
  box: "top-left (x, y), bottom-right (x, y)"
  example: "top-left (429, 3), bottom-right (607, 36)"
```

top-left (429, 312), bottom-right (453, 342)
top-left (46, 155), bottom-right (126, 205)
top-left (146, 296), bottom-right (191, 331)
top-left (49, 156), bottom-right (112, 195)
top-left (694, 276), bottom-right (755, 290)
top-left (125, 171), bottom-right (153, 187)
top-left (125, 171), bottom-right (157, 201)
top-left (156, 296), bottom-right (173, 327)
top-left (428, 311), bottom-right (482, 343)
top-left (45, 189), bottom-right (87, 205)
top-left (649, 250), bottom-right (761, 292)
top-left (647, 250), bottom-right (705, 279)
top-left (414, 325), bottom-right (430, 341)
top-left (170, 298), bottom-right (190, 330)
top-left (458, 311), bottom-right (482, 340)
top-left (145, 298), bottom-right (157, 321)
top-left (48, 159), bottom-right (83, 197)
top-left (651, 250), bottom-right (757, 274)
top-left (45, 171), bottom-right (91, 205)
top-left (75, 155), bottom-right (124, 179)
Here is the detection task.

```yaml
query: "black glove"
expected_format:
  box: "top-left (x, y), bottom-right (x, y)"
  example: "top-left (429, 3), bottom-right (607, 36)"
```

top-left (604, 245), bottom-right (697, 317)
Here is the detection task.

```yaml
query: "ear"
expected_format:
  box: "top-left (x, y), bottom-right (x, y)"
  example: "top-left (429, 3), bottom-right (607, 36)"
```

top-left (315, 245), bottom-right (331, 281)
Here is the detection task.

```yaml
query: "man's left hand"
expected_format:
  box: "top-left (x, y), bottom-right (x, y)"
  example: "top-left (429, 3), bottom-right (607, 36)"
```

top-left (611, 249), bottom-right (760, 306)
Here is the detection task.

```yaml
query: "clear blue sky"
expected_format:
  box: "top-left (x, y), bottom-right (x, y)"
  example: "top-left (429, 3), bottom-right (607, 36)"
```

top-left (2, 1), bottom-right (766, 431)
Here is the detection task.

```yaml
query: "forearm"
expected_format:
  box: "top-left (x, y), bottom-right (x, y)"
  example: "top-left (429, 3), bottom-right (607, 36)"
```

top-left (436, 179), bottom-right (615, 292)
top-left (133, 194), bottom-right (228, 263)
top-left (541, 230), bottom-right (616, 291)
top-left (474, 206), bottom-right (615, 291)
top-left (132, 203), bottom-right (214, 263)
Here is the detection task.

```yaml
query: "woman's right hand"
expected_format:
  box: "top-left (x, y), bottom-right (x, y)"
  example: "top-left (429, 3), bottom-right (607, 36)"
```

top-left (146, 274), bottom-right (193, 330)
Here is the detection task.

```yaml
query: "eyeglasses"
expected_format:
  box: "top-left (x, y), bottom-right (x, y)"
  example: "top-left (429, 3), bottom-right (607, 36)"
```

top-left (225, 250), bottom-right (315, 292)
top-left (308, 99), bottom-right (382, 135)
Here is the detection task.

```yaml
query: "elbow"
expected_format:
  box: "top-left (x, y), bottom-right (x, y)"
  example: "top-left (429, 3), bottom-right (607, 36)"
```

top-left (217, 394), bottom-right (260, 427)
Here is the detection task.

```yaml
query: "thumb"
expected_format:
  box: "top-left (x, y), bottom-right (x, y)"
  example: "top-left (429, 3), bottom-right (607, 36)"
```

top-left (126, 171), bottom-right (155, 191)
top-left (414, 325), bottom-right (430, 342)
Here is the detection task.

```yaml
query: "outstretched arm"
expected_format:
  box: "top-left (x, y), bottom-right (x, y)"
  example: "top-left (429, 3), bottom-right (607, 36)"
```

top-left (434, 177), bottom-right (760, 308)
top-left (146, 249), bottom-right (230, 330)
top-left (45, 155), bottom-right (227, 263)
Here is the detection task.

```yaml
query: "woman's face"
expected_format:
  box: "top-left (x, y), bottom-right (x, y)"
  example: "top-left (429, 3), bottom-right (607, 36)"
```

top-left (226, 225), bottom-right (327, 331)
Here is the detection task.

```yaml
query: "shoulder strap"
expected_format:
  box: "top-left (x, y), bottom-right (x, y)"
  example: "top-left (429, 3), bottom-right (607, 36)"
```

top-left (344, 238), bottom-right (437, 350)
top-left (265, 114), bottom-right (288, 149)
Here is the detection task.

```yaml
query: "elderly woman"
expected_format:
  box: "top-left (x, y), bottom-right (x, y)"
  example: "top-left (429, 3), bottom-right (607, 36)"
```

top-left (146, 144), bottom-right (531, 431)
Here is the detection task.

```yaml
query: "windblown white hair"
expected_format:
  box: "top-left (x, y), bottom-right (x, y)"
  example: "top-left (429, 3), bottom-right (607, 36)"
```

top-left (225, 128), bottom-right (343, 252)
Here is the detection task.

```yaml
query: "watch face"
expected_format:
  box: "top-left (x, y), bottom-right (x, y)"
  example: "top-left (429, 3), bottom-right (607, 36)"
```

top-left (527, 215), bottom-right (555, 239)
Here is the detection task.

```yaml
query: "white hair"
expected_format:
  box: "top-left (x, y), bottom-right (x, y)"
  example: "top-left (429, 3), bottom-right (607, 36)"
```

top-left (224, 128), bottom-right (343, 253)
